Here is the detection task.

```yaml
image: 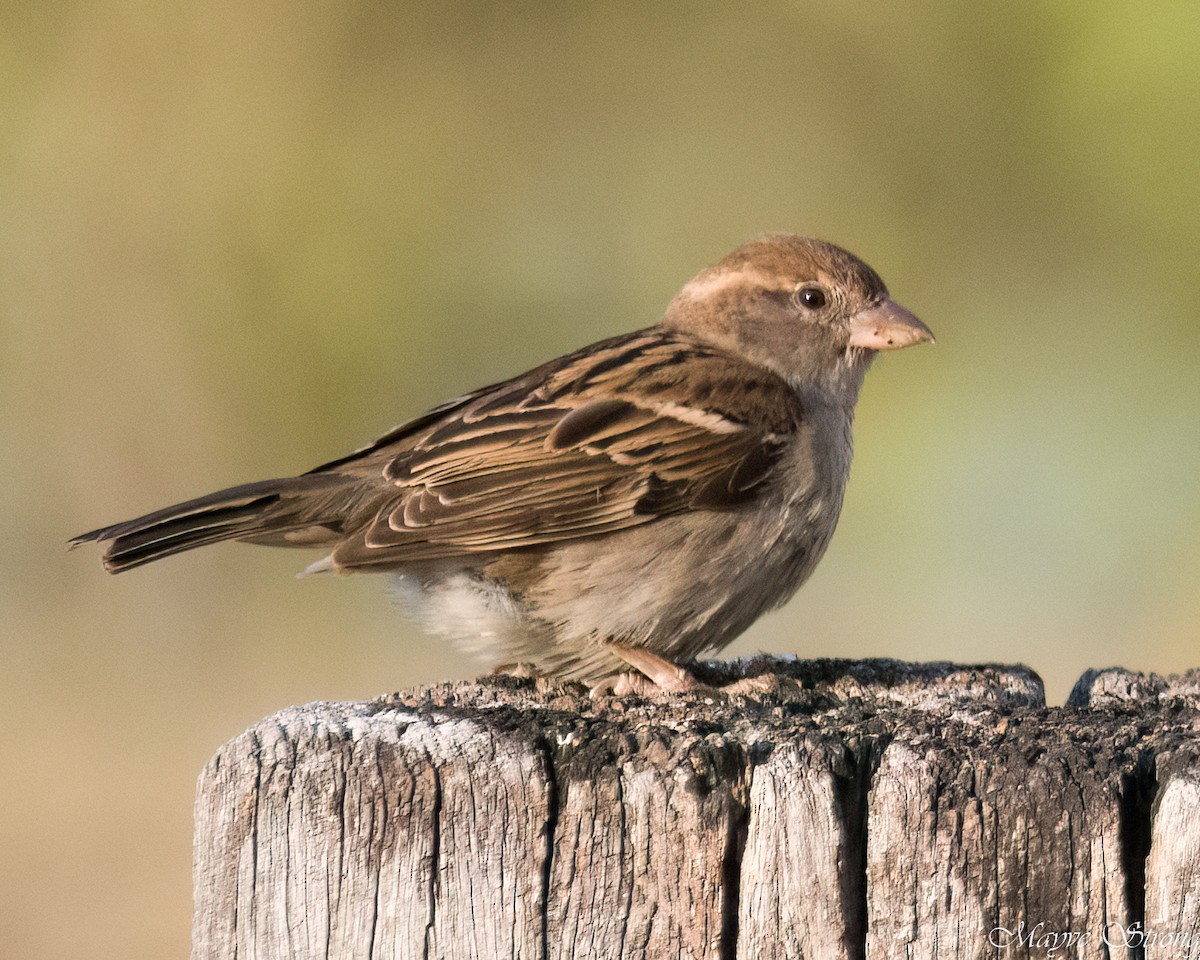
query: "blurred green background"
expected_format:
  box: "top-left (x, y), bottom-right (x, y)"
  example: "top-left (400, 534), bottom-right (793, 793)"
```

top-left (4, 0), bottom-right (1199, 956)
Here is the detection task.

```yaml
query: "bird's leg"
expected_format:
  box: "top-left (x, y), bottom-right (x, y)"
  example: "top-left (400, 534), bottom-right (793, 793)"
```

top-left (606, 644), bottom-right (704, 693)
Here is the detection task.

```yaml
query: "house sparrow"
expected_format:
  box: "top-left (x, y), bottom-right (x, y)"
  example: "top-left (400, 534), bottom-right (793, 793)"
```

top-left (73, 234), bottom-right (932, 692)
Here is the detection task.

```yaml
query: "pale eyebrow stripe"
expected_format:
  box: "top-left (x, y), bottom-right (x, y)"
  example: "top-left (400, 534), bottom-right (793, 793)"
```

top-left (677, 268), bottom-right (789, 300)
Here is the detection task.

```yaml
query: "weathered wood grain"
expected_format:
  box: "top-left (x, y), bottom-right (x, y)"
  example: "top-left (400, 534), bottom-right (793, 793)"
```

top-left (866, 721), bottom-right (1136, 959)
top-left (192, 659), bottom-right (1200, 960)
top-left (736, 732), bottom-right (868, 960)
top-left (1145, 746), bottom-right (1200, 959)
top-left (194, 704), bottom-right (552, 959)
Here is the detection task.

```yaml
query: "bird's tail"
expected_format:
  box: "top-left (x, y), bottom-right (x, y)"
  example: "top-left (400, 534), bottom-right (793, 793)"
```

top-left (70, 474), bottom-right (352, 573)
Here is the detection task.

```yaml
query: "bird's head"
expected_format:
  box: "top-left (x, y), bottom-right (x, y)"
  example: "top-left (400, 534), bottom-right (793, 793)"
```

top-left (661, 234), bottom-right (933, 399)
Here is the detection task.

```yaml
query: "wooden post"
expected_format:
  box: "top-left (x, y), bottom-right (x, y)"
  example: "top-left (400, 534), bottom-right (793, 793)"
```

top-left (191, 659), bottom-right (1200, 959)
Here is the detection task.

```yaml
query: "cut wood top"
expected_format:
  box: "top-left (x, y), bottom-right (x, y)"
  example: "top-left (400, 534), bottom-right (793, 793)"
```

top-left (193, 658), bottom-right (1200, 960)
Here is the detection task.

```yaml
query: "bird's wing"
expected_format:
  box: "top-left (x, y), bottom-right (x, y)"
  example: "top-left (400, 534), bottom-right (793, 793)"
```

top-left (322, 330), bottom-right (805, 568)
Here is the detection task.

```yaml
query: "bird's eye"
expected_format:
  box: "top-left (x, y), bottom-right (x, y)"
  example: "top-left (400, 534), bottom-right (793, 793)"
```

top-left (797, 285), bottom-right (827, 309)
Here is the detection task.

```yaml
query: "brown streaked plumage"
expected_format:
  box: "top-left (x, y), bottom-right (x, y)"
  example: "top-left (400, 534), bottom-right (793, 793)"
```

top-left (73, 234), bottom-right (933, 692)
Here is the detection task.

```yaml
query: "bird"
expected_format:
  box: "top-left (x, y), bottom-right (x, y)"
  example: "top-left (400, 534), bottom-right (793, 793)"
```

top-left (73, 234), bottom-right (933, 694)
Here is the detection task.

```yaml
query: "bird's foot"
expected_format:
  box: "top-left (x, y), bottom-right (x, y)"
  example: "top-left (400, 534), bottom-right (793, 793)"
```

top-left (598, 645), bottom-right (707, 696)
top-left (490, 661), bottom-right (544, 679)
top-left (591, 649), bottom-right (800, 700)
top-left (590, 670), bottom-right (704, 698)
top-left (589, 671), bottom-right (656, 698)
top-left (717, 673), bottom-right (792, 696)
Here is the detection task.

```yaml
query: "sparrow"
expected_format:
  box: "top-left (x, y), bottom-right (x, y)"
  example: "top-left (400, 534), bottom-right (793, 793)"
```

top-left (73, 234), bottom-right (933, 693)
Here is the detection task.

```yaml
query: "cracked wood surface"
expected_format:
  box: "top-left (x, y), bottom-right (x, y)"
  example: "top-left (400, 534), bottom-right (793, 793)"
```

top-left (192, 659), bottom-right (1200, 960)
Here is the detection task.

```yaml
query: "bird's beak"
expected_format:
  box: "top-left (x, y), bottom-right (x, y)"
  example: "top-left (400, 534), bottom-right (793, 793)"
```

top-left (848, 299), bottom-right (935, 351)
